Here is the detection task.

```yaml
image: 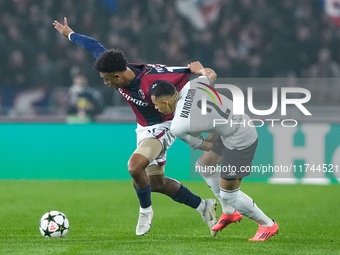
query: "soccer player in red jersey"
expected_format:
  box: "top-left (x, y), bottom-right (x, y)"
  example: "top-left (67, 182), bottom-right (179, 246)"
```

top-left (53, 17), bottom-right (218, 236)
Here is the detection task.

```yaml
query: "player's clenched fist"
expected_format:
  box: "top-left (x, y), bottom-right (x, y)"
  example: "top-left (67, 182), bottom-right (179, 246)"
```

top-left (187, 61), bottom-right (204, 74)
top-left (188, 61), bottom-right (217, 83)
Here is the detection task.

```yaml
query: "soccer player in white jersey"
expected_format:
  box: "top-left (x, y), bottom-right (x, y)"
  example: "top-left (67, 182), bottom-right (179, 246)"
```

top-left (150, 61), bottom-right (279, 241)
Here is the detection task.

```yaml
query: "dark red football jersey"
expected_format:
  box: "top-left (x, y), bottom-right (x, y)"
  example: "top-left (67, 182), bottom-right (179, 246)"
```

top-left (118, 63), bottom-right (191, 126)
top-left (69, 33), bottom-right (191, 126)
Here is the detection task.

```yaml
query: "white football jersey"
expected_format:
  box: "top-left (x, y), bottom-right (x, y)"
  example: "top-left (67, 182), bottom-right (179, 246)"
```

top-left (171, 77), bottom-right (258, 150)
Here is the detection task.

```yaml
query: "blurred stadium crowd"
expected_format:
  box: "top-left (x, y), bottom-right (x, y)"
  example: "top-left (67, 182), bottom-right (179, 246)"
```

top-left (0, 0), bottom-right (339, 119)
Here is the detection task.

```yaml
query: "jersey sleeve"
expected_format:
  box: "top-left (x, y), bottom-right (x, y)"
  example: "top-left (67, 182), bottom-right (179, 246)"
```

top-left (69, 33), bottom-right (106, 59)
top-left (196, 76), bottom-right (210, 84)
top-left (171, 126), bottom-right (204, 150)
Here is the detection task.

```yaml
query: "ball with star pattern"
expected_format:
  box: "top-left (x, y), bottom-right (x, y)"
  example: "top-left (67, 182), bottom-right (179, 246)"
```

top-left (39, 211), bottom-right (69, 237)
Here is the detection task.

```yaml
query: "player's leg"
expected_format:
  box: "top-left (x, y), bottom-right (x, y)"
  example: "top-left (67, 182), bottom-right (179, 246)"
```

top-left (135, 122), bottom-right (217, 236)
top-left (129, 138), bottom-right (162, 236)
top-left (146, 165), bottom-right (176, 196)
top-left (218, 178), bottom-right (278, 240)
top-left (218, 140), bottom-right (273, 226)
top-left (129, 138), bottom-right (162, 205)
top-left (197, 148), bottom-right (236, 215)
top-left (198, 150), bottom-right (242, 233)
top-left (142, 121), bottom-right (218, 236)
top-left (148, 170), bottom-right (203, 210)
top-left (132, 138), bottom-right (214, 235)
top-left (147, 165), bottom-right (218, 237)
top-left (217, 140), bottom-right (278, 240)
top-left (128, 153), bottom-right (151, 189)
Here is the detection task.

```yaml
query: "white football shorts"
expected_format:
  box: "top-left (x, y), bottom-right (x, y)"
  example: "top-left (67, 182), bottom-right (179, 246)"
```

top-left (135, 120), bottom-right (176, 166)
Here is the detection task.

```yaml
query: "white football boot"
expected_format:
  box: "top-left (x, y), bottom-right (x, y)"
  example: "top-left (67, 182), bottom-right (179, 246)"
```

top-left (201, 199), bottom-right (218, 237)
top-left (135, 207), bottom-right (153, 236)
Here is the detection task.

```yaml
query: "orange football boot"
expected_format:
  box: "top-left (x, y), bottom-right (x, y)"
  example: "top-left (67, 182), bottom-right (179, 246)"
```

top-left (211, 210), bottom-right (243, 231)
top-left (249, 221), bottom-right (279, 241)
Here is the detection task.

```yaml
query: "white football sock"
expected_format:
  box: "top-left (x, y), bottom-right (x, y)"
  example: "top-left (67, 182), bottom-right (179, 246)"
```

top-left (196, 199), bottom-right (206, 214)
top-left (140, 206), bottom-right (153, 214)
top-left (220, 188), bottom-right (273, 227)
top-left (196, 160), bottom-right (235, 215)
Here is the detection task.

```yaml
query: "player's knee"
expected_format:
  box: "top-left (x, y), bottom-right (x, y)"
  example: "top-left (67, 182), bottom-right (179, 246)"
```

top-left (127, 158), bottom-right (147, 178)
top-left (128, 153), bottom-right (149, 178)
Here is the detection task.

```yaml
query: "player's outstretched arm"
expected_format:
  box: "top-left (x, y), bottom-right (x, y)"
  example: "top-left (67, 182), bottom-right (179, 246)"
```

top-left (53, 17), bottom-right (74, 38)
top-left (53, 17), bottom-right (106, 58)
top-left (188, 61), bottom-right (217, 83)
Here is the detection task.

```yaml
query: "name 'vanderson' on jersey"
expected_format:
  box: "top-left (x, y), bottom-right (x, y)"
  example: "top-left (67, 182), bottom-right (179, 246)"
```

top-left (69, 33), bottom-right (191, 126)
top-left (171, 77), bottom-right (258, 150)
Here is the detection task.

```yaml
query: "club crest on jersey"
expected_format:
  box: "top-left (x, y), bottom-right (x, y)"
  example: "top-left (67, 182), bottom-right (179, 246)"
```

top-left (138, 89), bottom-right (146, 99)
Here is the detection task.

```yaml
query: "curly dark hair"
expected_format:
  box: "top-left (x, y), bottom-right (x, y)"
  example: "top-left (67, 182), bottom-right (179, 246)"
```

top-left (149, 80), bottom-right (176, 98)
top-left (94, 49), bottom-right (128, 72)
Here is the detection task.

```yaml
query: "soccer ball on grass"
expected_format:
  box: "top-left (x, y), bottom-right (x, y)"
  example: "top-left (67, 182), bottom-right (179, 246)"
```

top-left (39, 210), bottom-right (69, 237)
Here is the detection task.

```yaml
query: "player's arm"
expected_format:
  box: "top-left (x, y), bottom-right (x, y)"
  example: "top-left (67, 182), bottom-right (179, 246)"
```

top-left (171, 127), bottom-right (213, 151)
top-left (53, 17), bottom-right (106, 58)
top-left (187, 61), bottom-right (217, 83)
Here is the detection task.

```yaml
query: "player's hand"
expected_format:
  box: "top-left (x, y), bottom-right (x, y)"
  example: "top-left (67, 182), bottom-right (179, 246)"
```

top-left (204, 133), bottom-right (220, 144)
top-left (53, 17), bottom-right (74, 38)
top-left (198, 140), bottom-right (215, 152)
top-left (187, 61), bottom-right (204, 75)
top-left (188, 61), bottom-right (217, 83)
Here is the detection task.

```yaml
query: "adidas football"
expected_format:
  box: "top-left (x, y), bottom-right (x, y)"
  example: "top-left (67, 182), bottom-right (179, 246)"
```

top-left (39, 210), bottom-right (69, 237)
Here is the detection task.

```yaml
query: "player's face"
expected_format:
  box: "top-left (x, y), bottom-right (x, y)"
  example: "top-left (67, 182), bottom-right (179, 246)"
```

top-left (151, 95), bottom-right (173, 115)
top-left (100, 72), bottom-right (123, 89)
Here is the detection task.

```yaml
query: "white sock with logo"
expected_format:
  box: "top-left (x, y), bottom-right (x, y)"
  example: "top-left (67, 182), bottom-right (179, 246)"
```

top-left (220, 188), bottom-right (273, 227)
top-left (196, 160), bottom-right (235, 215)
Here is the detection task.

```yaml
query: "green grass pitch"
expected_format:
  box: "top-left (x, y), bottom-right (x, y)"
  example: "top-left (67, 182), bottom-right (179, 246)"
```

top-left (0, 180), bottom-right (339, 255)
